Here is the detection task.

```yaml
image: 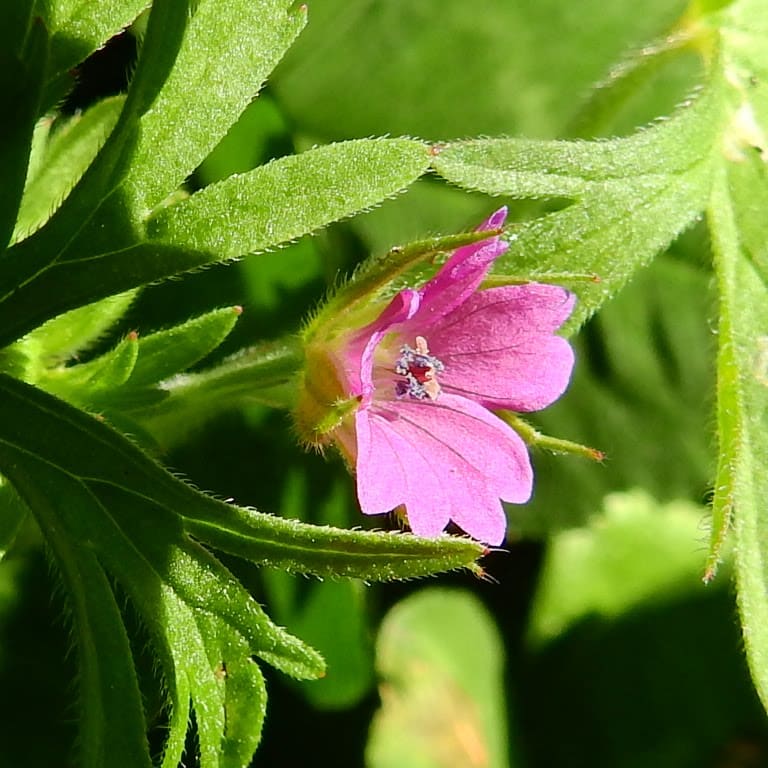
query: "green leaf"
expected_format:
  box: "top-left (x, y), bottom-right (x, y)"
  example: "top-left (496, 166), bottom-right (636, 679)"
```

top-left (0, 477), bottom-right (29, 560)
top-left (529, 490), bottom-right (713, 645)
top-left (14, 461), bottom-right (151, 768)
top-left (367, 588), bottom-right (512, 768)
top-left (12, 96), bottom-right (125, 243)
top-left (726, 154), bottom-right (768, 287)
top-left (272, 0), bottom-right (687, 140)
top-left (183, 505), bottom-right (487, 583)
top-left (0, 373), bottom-right (484, 582)
top-left (0, 374), bottom-right (324, 766)
top-left (431, 77), bottom-right (727, 327)
top-left (709, 165), bottom-right (768, 707)
top-left (0, 14), bottom-right (48, 250)
top-left (146, 138), bottom-right (432, 258)
top-left (127, 305), bottom-right (242, 387)
top-left (0, 373), bottom-right (486, 762)
top-left (0, 0), bottom-right (193, 308)
top-left (20, 289), bottom-right (137, 365)
top-left (196, 95), bottom-right (291, 185)
top-left (41, 332), bottom-right (139, 402)
top-left (0, 139), bottom-right (430, 349)
top-left (44, 0), bottom-right (149, 107)
top-left (0, 243), bottom-right (209, 349)
top-left (123, 0), bottom-right (306, 214)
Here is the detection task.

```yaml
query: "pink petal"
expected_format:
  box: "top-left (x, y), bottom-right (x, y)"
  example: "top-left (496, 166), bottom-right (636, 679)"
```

top-left (338, 209), bottom-right (509, 400)
top-left (429, 284), bottom-right (575, 411)
top-left (343, 289), bottom-right (421, 398)
top-left (408, 207), bottom-right (509, 330)
top-left (355, 392), bottom-right (532, 544)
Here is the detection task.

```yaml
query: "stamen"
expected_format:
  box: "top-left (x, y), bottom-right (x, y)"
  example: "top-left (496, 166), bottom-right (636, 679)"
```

top-left (395, 336), bottom-right (445, 401)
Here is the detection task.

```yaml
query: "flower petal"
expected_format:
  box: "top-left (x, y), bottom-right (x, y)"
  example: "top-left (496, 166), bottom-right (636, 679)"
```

top-left (408, 207), bottom-right (509, 330)
top-left (338, 209), bottom-right (510, 399)
top-left (429, 284), bottom-right (575, 411)
top-left (343, 289), bottom-right (421, 398)
top-left (355, 392), bottom-right (531, 544)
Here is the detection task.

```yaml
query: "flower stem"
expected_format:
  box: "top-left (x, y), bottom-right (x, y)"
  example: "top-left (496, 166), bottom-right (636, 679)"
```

top-left (136, 337), bottom-right (305, 449)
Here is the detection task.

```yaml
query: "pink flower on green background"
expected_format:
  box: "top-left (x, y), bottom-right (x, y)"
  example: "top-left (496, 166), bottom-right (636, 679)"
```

top-left (311, 208), bottom-right (575, 545)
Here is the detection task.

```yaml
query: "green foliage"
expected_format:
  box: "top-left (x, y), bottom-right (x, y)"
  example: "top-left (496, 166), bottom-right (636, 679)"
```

top-left (44, 0), bottom-right (151, 107)
top-left (521, 495), bottom-right (759, 768)
top-left (0, 1), bottom-right (479, 763)
top-left (12, 96), bottom-right (125, 242)
top-left (2, 0), bottom-right (768, 764)
top-left (146, 138), bottom-right (431, 259)
top-left (529, 490), bottom-right (713, 644)
top-left (0, 374), bottom-right (484, 766)
top-left (431, 76), bottom-right (725, 329)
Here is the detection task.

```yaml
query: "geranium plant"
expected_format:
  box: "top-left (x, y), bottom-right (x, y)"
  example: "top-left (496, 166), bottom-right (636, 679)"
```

top-left (1, 0), bottom-right (768, 766)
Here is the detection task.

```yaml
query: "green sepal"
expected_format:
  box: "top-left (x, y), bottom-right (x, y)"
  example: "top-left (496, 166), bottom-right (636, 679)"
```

top-left (502, 412), bottom-right (606, 462)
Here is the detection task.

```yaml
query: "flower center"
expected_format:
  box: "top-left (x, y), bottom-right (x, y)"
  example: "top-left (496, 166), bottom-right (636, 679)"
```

top-left (394, 335), bottom-right (444, 401)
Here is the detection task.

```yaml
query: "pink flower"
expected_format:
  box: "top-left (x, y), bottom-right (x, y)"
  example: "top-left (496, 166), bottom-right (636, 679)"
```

top-left (320, 208), bottom-right (575, 545)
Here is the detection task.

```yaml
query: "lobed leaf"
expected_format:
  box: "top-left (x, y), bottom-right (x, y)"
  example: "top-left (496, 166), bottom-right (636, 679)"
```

top-left (0, 139), bottom-right (431, 349)
top-left (0, 367), bottom-right (486, 762)
top-left (0, 0), bottom-right (193, 309)
top-left (0, 374), bottom-right (323, 767)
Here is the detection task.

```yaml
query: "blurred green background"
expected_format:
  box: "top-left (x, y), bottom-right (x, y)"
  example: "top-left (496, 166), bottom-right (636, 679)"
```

top-left (2, 0), bottom-right (767, 766)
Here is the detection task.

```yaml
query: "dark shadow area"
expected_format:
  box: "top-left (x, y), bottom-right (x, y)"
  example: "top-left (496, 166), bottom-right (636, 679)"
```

top-left (0, 550), bottom-right (78, 767)
top-left (517, 589), bottom-right (768, 768)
